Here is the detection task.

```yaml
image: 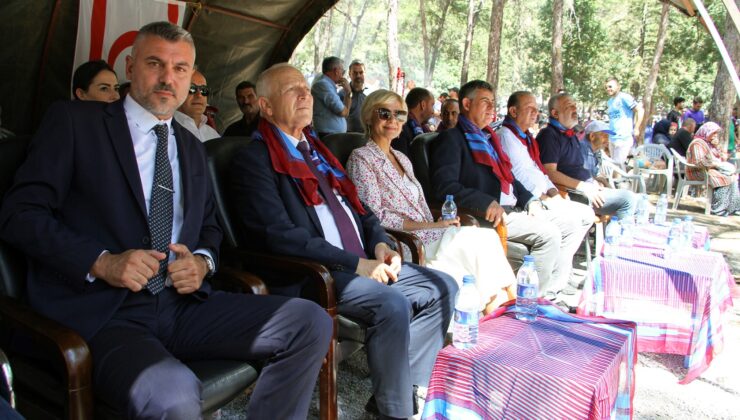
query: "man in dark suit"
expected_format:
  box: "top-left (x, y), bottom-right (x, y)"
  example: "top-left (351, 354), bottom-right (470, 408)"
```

top-left (230, 63), bottom-right (457, 420)
top-left (0, 22), bottom-right (331, 419)
top-left (430, 80), bottom-right (572, 301)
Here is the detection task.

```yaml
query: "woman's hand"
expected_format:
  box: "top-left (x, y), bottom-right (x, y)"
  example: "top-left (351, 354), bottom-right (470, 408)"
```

top-left (432, 216), bottom-right (461, 228)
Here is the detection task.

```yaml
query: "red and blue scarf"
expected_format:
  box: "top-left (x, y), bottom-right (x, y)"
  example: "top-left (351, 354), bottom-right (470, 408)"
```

top-left (502, 116), bottom-right (545, 173)
top-left (408, 117), bottom-right (428, 136)
top-left (458, 115), bottom-right (514, 194)
top-left (548, 117), bottom-right (575, 137)
top-left (254, 118), bottom-right (366, 215)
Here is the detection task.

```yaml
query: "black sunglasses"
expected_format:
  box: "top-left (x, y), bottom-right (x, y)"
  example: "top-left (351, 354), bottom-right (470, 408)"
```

top-left (189, 84), bottom-right (210, 96)
top-left (376, 108), bottom-right (408, 122)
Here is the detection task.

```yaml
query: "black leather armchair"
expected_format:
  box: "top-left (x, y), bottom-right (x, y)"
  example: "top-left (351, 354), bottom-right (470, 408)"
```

top-left (319, 132), bottom-right (368, 168)
top-left (0, 136), bottom-right (264, 419)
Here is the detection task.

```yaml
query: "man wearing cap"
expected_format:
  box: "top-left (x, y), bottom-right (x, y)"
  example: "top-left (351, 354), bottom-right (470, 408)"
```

top-left (605, 77), bottom-right (644, 164)
top-left (538, 93), bottom-right (636, 220)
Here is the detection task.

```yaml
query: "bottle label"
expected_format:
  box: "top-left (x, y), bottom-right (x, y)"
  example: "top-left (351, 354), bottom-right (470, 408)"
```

top-left (453, 310), bottom-right (477, 342)
top-left (517, 283), bottom-right (537, 298)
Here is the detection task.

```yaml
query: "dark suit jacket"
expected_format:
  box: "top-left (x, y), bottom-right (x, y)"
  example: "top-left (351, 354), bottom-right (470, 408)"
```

top-left (0, 99), bottom-right (222, 341)
top-left (229, 139), bottom-right (393, 273)
top-left (429, 125), bottom-right (533, 216)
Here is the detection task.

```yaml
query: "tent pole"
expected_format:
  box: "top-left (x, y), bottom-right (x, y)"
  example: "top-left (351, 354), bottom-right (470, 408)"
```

top-left (692, 0), bottom-right (740, 100)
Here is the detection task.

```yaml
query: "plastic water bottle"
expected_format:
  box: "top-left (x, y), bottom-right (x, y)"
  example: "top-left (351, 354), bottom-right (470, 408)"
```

top-left (681, 216), bottom-right (695, 249)
top-left (654, 194), bottom-right (668, 225)
top-left (441, 195), bottom-right (457, 220)
top-left (635, 194), bottom-right (649, 225)
top-left (452, 275), bottom-right (480, 349)
top-left (604, 217), bottom-right (621, 259)
top-left (665, 218), bottom-right (682, 259)
top-left (620, 216), bottom-right (635, 247)
top-left (515, 256), bottom-right (539, 322)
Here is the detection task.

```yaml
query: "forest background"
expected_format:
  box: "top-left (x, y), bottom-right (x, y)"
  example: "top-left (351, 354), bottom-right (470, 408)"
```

top-left (288, 0), bottom-right (739, 147)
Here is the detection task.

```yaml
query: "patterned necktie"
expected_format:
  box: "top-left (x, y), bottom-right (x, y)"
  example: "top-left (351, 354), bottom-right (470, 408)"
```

top-left (146, 124), bottom-right (174, 294)
top-left (296, 141), bottom-right (367, 258)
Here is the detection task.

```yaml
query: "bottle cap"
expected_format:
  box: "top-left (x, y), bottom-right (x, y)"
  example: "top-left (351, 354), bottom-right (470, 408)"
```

top-left (462, 275), bottom-right (475, 284)
top-left (446, 194), bottom-right (454, 202)
top-left (611, 216), bottom-right (619, 221)
top-left (523, 255), bottom-right (535, 263)
top-left (684, 215), bottom-right (693, 221)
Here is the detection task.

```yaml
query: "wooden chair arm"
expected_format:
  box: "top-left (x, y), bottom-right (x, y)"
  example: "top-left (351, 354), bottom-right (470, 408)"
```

top-left (211, 266), bottom-right (268, 295)
top-left (222, 248), bottom-right (336, 313)
top-left (384, 228), bottom-right (425, 265)
top-left (0, 296), bottom-right (93, 414)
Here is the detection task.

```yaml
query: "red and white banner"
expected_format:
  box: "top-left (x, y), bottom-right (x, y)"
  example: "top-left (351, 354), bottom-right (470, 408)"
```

top-left (73, 0), bottom-right (186, 86)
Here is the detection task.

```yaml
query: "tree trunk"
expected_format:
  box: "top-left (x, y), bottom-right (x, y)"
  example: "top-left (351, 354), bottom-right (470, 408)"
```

top-left (428, 0), bottom-right (452, 87)
top-left (313, 10), bottom-right (333, 73)
top-left (386, 0), bottom-right (401, 90)
top-left (707, 0), bottom-right (740, 151)
top-left (637, 2), bottom-right (670, 144)
top-left (486, 0), bottom-right (506, 107)
top-left (336, 2), bottom-right (350, 58)
top-left (550, 0), bottom-right (564, 94)
top-left (460, 0), bottom-right (483, 86)
top-left (343, 0), bottom-right (369, 63)
top-left (420, 0), bottom-right (452, 87)
top-left (420, 0), bottom-right (431, 86)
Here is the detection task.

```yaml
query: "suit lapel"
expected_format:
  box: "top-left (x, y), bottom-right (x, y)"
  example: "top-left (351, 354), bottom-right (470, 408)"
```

top-left (172, 120), bottom-right (190, 224)
top-left (104, 101), bottom-right (147, 216)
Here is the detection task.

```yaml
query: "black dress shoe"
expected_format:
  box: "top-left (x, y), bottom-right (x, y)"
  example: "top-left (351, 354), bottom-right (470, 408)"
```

top-left (365, 387), bottom-right (419, 418)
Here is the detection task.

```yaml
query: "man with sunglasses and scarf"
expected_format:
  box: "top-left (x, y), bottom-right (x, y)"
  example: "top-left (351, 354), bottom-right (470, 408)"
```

top-left (231, 63), bottom-right (457, 420)
top-left (174, 70), bottom-right (220, 142)
top-left (430, 80), bottom-right (572, 303)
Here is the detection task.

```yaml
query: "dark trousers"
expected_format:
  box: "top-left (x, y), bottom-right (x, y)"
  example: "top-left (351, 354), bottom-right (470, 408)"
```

top-left (332, 263), bottom-right (457, 418)
top-left (88, 288), bottom-right (332, 420)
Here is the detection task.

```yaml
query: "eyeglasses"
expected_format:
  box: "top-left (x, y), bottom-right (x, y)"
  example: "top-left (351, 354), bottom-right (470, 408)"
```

top-left (376, 108), bottom-right (408, 123)
top-left (189, 84), bottom-right (210, 96)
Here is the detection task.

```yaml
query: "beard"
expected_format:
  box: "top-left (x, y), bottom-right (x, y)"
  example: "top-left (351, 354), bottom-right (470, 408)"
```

top-left (131, 83), bottom-right (183, 118)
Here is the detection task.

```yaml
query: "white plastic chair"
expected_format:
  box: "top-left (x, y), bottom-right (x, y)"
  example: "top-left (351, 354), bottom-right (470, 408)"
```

top-left (634, 144), bottom-right (674, 197)
top-left (670, 148), bottom-right (712, 215)
top-left (601, 158), bottom-right (646, 193)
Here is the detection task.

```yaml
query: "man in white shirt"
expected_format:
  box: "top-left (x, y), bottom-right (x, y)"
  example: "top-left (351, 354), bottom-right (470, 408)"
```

top-left (174, 70), bottom-right (220, 142)
top-left (498, 91), bottom-right (594, 295)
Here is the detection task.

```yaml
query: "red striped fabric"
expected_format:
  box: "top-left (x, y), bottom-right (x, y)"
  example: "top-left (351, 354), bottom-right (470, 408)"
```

top-left (578, 247), bottom-right (734, 383)
top-left (424, 312), bottom-right (635, 419)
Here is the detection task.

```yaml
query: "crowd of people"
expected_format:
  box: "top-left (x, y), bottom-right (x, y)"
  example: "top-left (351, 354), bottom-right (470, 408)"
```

top-left (3, 20), bottom-right (738, 419)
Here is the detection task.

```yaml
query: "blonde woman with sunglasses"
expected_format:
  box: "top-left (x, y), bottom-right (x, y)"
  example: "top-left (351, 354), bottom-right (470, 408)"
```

top-left (347, 89), bottom-right (516, 314)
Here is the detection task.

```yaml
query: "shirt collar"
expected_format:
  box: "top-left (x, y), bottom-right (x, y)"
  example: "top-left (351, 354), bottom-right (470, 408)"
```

top-left (124, 95), bottom-right (173, 135)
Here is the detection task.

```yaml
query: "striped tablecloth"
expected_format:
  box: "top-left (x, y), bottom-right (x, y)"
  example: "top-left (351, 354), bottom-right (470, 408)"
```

top-left (423, 302), bottom-right (637, 420)
top-left (577, 247), bottom-right (734, 384)
top-left (629, 223), bottom-right (710, 250)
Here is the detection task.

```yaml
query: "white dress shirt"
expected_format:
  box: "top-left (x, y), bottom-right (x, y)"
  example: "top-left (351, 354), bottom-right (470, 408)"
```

top-left (498, 125), bottom-right (556, 198)
top-left (284, 131), bottom-right (363, 251)
top-left (174, 111), bottom-right (220, 142)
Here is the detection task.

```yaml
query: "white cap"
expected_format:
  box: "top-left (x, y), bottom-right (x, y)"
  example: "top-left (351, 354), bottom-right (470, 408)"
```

top-left (584, 120), bottom-right (615, 136)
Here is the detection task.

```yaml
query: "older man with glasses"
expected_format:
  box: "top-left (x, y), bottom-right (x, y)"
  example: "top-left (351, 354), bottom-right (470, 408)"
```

top-left (174, 69), bottom-right (220, 142)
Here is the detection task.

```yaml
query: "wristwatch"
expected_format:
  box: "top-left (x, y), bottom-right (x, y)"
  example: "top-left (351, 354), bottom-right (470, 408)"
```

top-left (196, 253), bottom-right (215, 277)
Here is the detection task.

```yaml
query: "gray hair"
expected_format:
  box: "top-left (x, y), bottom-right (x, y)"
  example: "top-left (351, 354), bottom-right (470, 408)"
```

top-left (547, 93), bottom-right (572, 114)
top-left (132, 21), bottom-right (195, 58)
top-left (256, 63), bottom-right (298, 98)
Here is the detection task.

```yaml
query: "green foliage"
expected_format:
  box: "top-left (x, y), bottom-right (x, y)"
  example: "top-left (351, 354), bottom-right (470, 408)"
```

top-left (291, 0), bottom-right (726, 114)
